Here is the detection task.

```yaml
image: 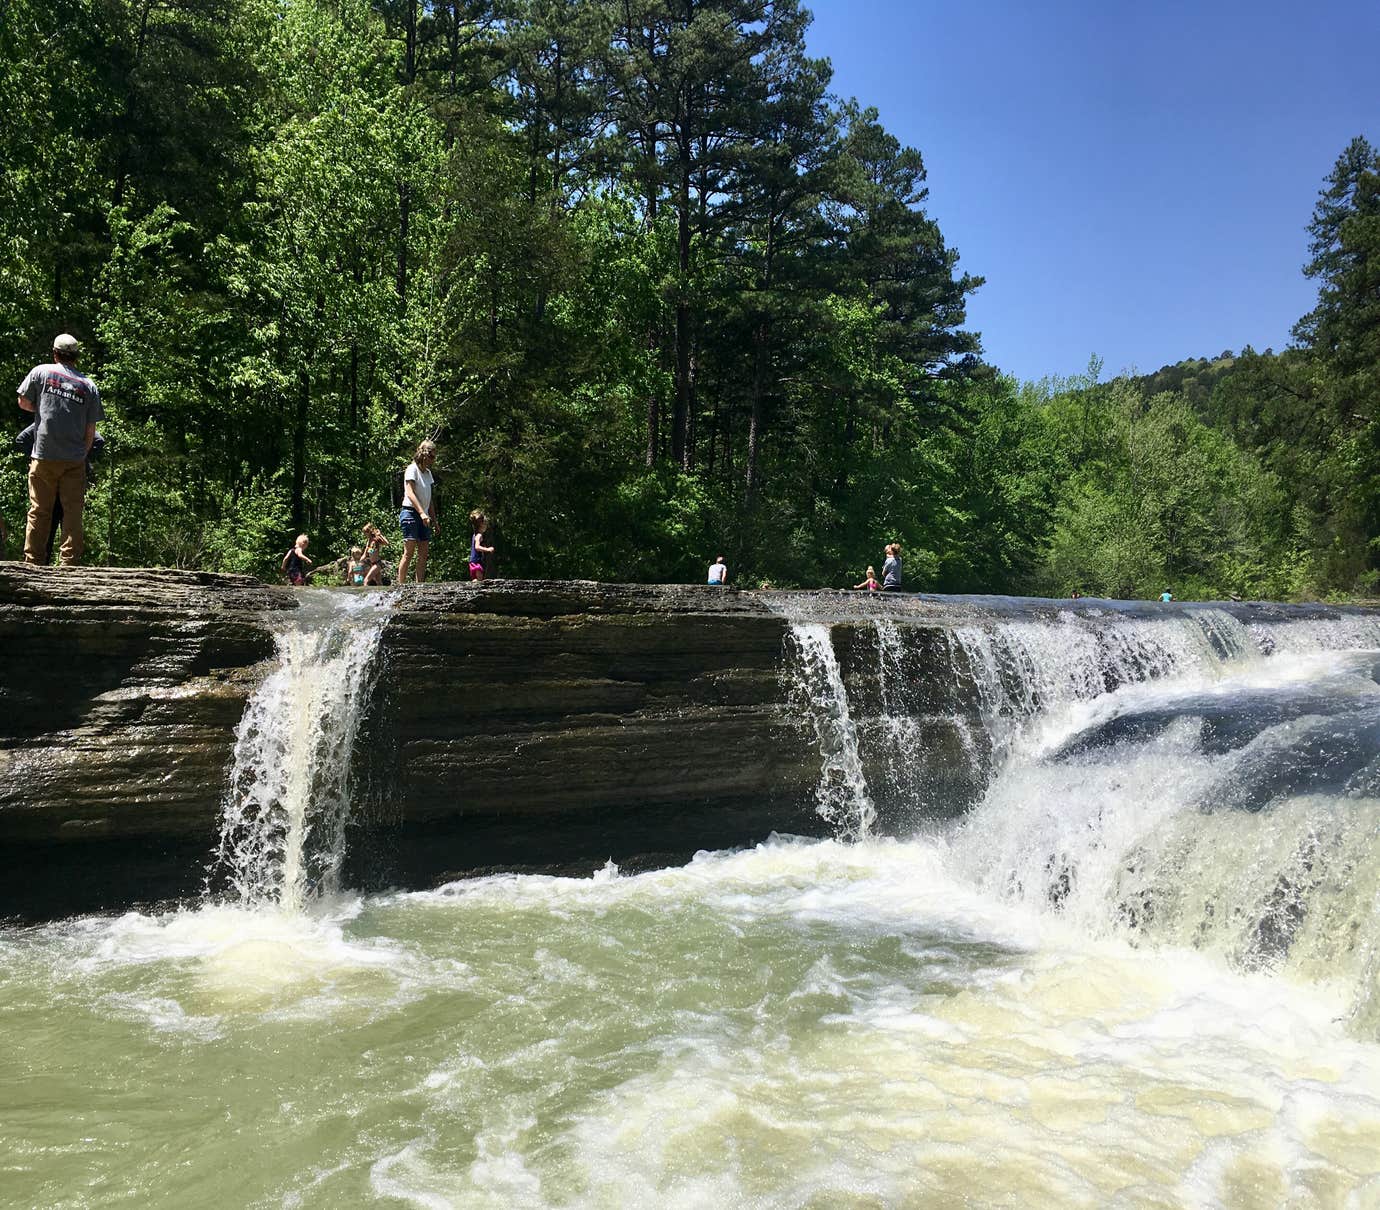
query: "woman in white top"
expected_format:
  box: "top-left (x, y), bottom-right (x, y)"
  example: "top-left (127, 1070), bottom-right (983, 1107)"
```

top-left (397, 440), bottom-right (439, 583)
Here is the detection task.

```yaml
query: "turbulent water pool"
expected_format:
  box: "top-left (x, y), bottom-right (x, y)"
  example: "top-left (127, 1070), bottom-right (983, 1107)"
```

top-left (5, 839), bottom-right (1380, 1207)
top-left (5, 598), bottom-right (1380, 1207)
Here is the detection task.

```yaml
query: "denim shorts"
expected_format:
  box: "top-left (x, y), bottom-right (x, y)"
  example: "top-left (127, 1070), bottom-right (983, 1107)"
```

top-left (399, 508), bottom-right (431, 543)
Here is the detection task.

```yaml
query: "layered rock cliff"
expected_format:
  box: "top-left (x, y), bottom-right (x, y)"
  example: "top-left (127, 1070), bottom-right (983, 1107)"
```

top-left (0, 570), bottom-right (831, 918)
top-left (0, 566), bottom-right (289, 917)
top-left (346, 581), bottom-right (823, 893)
top-left (4, 565), bottom-right (1373, 921)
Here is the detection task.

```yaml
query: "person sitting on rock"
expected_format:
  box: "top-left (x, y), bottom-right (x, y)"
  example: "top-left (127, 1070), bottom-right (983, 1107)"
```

top-left (363, 546), bottom-right (385, 586)
top-left (707, 555), bottom-right (728, 586)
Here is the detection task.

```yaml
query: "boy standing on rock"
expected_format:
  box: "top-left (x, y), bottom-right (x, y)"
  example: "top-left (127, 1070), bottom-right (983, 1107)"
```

top-left (17, 334), bottom-right (103, 566)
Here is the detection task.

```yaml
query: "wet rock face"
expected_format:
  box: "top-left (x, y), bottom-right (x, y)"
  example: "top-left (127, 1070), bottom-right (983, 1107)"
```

top-left (0, 572), bottom-right (1031, 921)
top-left (0, 566), bottom-right (291, 918)
top-left (345, 581), bottom-right (825, 892)
top-left (0, 573), bottom-right (835, 919)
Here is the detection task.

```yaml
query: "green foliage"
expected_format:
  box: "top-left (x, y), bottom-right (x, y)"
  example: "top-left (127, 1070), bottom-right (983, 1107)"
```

top-left (1034, 385), bottom-right (1300, 599)
top-left (1, 4), bottom-right (1375, 602)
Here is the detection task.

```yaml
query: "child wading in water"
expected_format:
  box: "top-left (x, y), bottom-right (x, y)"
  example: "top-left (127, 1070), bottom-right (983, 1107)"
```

top-left (469, 510), bottom-right (494, 581)
top-left (854, 566), bottom-right (880, 591)
top-left (281, 534), bottom-right (312, 586)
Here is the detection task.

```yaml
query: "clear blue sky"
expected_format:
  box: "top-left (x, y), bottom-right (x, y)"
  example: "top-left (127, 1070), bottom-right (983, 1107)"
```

top-left (803, 0), bottom-right (1380, 382)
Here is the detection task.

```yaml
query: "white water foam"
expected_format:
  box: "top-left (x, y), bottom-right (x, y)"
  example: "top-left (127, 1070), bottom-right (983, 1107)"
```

top-left (771, 601), bottom-right (1380, 1034)
top-left (944, 643), bottom-right (1380, 1033)
top-left (7, 836), bottom-right (1380, 1206)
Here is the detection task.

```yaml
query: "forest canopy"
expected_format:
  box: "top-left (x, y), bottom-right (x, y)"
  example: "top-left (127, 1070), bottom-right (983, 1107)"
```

top-left (2, 0), bottom-right (1377, 598)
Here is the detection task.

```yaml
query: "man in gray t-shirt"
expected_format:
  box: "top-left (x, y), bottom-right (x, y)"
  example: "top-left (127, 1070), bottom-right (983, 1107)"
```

top-left (17, 333), bottom-right (104, 565)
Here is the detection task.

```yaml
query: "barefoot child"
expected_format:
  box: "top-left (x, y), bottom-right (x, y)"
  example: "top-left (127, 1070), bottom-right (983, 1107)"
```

top-left (282, 534), bottom-right (312, 586)
top-left (469, 510), bottom-right (494, 581)
top-left (853, 566), bottom-right (880, 591)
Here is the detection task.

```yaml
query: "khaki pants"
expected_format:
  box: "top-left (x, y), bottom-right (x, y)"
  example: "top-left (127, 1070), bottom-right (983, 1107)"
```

top-left (26, 458), bottom-right (87, 565)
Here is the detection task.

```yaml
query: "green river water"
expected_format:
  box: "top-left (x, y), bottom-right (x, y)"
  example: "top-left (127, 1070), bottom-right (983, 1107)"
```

top-left (4, 838), bottom-right (1380, 1208)
top-left (7, 602), bottom-right (1380, 1207)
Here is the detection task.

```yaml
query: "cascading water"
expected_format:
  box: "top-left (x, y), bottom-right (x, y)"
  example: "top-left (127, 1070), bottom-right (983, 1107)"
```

top-left (779, 620), bottom-right (876, 839)
top-left (781, 596), bottom-right (1380, 1037)
top-left (213, 591), bottom-right (391, 910)
top-left (947, 638), bottom-right (1380, 1033)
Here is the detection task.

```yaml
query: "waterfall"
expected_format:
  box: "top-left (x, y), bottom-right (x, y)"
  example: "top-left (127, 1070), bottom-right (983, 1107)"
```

top-left (938, 614), bottom-right (1380, 1031)
top-left (772, 595), bottom-right (1380, 1027)
top-left (781, 622), bottom-right (876, 840)
top-left (213, 592), bottom-right (391, 910)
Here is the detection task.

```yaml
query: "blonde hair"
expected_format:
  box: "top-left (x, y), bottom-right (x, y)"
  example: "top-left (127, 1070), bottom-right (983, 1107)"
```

top-left (866, 566), bottom-right (876, 577)
top-left (350, 546), bottom-right (363, 559)
top-left (295, 533), bottom-right (309, 547)
top-left (415, 440), bottom-right (438, 463)
top-left (469, 508), bottom-right (487, 528)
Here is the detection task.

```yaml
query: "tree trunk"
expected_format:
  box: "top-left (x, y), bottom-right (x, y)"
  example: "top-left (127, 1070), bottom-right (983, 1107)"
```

top-left (396, 177), bottom-right (410, 422)
top-left (672, 130), bottom-right (692, 466)
top-left (397, 179), bottom-right (410, 303)
top-left (404, 0), bottom-right (417, 83)
top-left (674, 300), bottom-right (690, 466)
top-left (645, 329), bottom-right (660, 467)
top-left (684, 327), bottom-right (698, 471)
top-left (349, 341), bottom-right (359, 433)
top-left (643, 120), bottom-right (660, 466)
top-left (292, 367), bottom-right (309, 531)
top-left (745, 320), bottom-right (770, 510)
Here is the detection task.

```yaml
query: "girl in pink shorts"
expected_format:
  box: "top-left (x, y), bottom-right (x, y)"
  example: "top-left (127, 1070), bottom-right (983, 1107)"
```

top-left (469, 510), bottom-right (494, 580)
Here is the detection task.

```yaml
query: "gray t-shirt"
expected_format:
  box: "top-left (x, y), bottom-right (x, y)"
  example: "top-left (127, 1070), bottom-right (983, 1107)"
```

top-left (17, 363), bottom-right (104, 462)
